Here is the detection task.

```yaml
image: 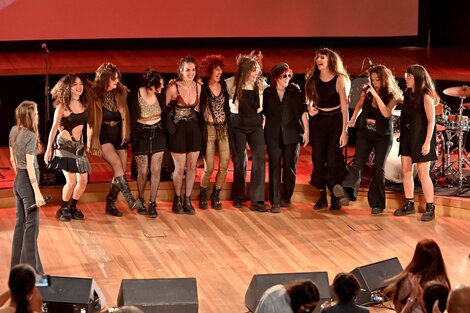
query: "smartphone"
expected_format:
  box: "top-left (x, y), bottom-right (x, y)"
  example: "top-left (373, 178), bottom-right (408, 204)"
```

top-left (35, 274), bottom-right (50, 287)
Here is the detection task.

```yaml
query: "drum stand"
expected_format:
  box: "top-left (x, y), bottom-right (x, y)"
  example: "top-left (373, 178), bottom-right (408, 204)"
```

top-left (455, 96), bottom-right (467, 193)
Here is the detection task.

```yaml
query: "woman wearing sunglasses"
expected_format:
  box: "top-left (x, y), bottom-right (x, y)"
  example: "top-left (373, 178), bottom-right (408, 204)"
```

top-left (262, 63), bottom-right (309, 212)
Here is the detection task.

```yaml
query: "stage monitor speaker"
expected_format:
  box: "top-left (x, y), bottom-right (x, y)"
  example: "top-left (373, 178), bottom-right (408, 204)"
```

top-left (117, 278), bottom-right (198, 313)
top-left (244, 272), bottom-right (331, 313)
top-left (38, 276), bottom-right (106, 313)
top-left (351, 257), bottom-right (403, 305)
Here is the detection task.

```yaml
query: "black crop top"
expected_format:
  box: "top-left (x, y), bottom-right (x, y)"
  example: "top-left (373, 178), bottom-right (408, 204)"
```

top-left (316, 75), bottom-right (340, 109)
top-left (102, 107), bottom-right (121, 122)
top-left (61, 111), bottom-right (89, 134)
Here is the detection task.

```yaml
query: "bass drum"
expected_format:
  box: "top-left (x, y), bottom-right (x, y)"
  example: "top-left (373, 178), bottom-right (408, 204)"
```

top-left (384, 134), bottom-right (417, 183)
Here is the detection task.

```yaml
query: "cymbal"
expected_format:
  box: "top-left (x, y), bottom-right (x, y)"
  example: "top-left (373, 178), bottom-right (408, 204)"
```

top-left (443, 86), bottom-right (470, 98)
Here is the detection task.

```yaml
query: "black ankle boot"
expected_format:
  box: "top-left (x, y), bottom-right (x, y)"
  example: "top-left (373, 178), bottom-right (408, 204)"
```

top-left (172, 195), bottom-right (184, 214)
top-left (184, 196), bottom-right (195, 215)
top-left (137, 197), bottom-right (147, 215)
top-left (148, 201), bottom-right (158, 218)
top-left (105, 181), bottom-right (123, 217)
top-left (421, 203), bottom-right (435, 221)
top-left (115, 175), bottom-right (140, 210)
top-left (56, 205), bottom-right (71, 222)
top-left (394, 198), bottom-right (416, 216)
top-left (69, 198), bottom-right (84, 220)
top-left (329, 194), bottom-right (342, 211)
top-left (333, 184), bottom-right (350, 206)
top-left (199, 187), bottom-right (208, 210)
top-left (313, 190), bottom-right (328, 210)
top-left (211, 186), bottom-right (222, 210)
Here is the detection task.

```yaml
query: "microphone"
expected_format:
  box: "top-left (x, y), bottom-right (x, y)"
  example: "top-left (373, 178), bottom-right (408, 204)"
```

top-left (27, 195), bottom-right (52, 213)
top-left (41, 43), bottom-right (49, 54)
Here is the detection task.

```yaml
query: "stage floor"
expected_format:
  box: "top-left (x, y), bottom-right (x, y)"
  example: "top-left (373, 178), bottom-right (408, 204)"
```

top-left (1, 145), bottom-right (470, 313)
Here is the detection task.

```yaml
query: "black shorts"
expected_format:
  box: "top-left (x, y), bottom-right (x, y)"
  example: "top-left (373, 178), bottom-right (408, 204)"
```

top-left (99, 122), bottom-right (128, 150)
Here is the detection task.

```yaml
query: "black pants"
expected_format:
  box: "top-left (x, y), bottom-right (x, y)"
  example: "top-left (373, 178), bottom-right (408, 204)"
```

top-left (342, 128), bottom-right (393, 209)
top-left (11, 169), bottom-right (43, 274)
top-left (310, 110), bottom-right (346, 191)
top-left (266, 139), bottom-right (299, 205)
top-left (231, 116), bottom-right (266, 203)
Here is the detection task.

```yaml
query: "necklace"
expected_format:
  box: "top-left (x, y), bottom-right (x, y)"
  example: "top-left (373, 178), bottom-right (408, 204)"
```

top-left (71, 98), bottom-right (80, 102)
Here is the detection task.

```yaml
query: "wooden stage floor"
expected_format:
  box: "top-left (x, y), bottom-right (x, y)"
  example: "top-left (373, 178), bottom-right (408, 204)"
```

top-left (1, 146), bottom-right (470, 313)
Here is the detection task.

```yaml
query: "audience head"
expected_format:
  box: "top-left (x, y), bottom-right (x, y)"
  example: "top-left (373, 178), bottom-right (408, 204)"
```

top-left (177, 55), bottom-right (197, 81)
top-left (270, 63), bottom-right (293, 87)
top-left (199, 54), bottom-right (224, 82)
top-left (447, 285), bottom-right (470, 313)
top-left (332, 272), bottom-right (361, 304)
top-left (286, 280), bottom-right (320, 313)
top-left (406, 239), bottom-right (450, 287)
top-left (422, 281), bottom-right (449, 313)
top-left (140, 68), bottom-right (164, 93)
top-left (8, 264), bottom-right (37, 313)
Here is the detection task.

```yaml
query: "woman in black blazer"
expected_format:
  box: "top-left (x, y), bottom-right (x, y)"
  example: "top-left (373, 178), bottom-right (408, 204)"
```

top-left (263, 63), bottom-right (309, 212)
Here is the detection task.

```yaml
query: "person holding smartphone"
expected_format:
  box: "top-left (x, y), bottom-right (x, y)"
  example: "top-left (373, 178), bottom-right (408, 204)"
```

top-left (333, 65), bottom-right (403, 215)
top-left (9, 101), bottom-right (46, 275)
top-left (0, 264), bottom-right (43, 313)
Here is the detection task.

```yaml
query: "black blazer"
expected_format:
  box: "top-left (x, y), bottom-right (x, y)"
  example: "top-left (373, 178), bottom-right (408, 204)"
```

top-left (262, 84), bottom-right (306, 146)
top-left (127, 88), bottom-right (169, 146)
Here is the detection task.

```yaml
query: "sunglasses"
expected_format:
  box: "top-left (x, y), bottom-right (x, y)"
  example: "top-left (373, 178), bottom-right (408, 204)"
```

top-left (282, 73), bottom-right (293, 79)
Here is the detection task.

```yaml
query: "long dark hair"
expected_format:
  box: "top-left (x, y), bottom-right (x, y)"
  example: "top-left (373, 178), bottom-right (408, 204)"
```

top-left (8, 264), bottom-right (36, 313)
top-left (140, 68), bottom-right (163, 90)
top-left (286, 280), bottom-right (320, 313)
top-left (406, 64), bottom-right (438, 107)
top-left (369, 65), bottom-right (403, 103)
top-left (387, 239), bottom-right (450, 304)
top-left (305, 48), bottom-right (350, 105)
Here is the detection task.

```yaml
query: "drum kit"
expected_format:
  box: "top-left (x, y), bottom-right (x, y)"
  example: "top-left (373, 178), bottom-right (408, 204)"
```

top-left (437, 85), bottom-right (470, 192)
top-left (384, 85), bottom-right (470, 192)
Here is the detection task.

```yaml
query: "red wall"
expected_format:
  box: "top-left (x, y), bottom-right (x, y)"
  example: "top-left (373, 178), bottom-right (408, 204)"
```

top-left (0, 0), bottom-right (418, 40)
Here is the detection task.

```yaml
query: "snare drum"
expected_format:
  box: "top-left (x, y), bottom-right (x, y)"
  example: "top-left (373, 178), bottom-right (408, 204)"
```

top-left (447, 114), bottom-right (469, 132)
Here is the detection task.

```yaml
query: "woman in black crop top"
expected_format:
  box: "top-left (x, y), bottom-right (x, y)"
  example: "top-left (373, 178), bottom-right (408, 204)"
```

top-left (45, 73), bottom-right (92, 221)
top-left (166, 56), bottom-right (202, 215)
top-left (305, 48), bottom-right (350, 211)
top-left (332, 65), bottom-right (403, 215)
top-left (88, 63), bottom-right (140, 217)
top-left (128, 68), bottom-right (167, 218)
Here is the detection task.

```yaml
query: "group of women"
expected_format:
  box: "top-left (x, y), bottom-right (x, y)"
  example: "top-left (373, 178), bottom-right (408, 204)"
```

top-left (8, 48), bottom-right (440, 276)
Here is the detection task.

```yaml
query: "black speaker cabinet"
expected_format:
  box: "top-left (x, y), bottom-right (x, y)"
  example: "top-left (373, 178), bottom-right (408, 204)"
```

top-left (245, 272), bottom-right (331, 313)
top-left (38, 276), bottom-right (106, 313)
top-left (117, 278), bottom-right (198, 313)
top-left (351, 257), bottom-right (403, 305)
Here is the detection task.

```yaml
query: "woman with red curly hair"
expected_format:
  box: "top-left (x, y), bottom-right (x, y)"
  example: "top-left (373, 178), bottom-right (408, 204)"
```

top-left (198, 55), bottom-right (230, 210)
